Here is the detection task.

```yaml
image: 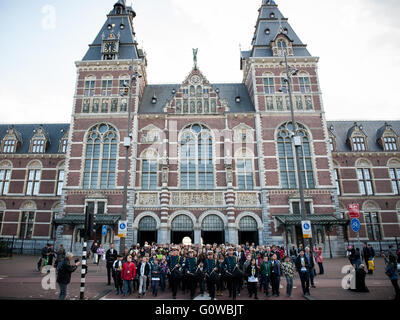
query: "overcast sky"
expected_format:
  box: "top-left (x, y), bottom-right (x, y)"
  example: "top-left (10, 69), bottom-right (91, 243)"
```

top-left (0, 0), bottom-right (399, 124)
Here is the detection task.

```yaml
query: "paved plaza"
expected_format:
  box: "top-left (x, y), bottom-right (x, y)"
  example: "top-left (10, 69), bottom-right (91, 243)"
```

top-left (0, 255), bottom-right (397, 300)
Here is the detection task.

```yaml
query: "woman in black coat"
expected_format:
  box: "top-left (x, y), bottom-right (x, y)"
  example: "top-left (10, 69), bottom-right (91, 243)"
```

top-left (350, 264), bottom-right (369, 293)
top-left (246, 258), bottom-right (260, 299)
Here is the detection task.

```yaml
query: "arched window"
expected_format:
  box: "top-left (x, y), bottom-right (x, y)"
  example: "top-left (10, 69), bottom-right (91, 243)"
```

top-left (277, 39), bottom-right (287, 49)
top-left (83, 123), bottom-right (118, 189)
top-left (277, 122), bottom-right (315, 189)
top-left (180, 124), bottom-right (213, 189)
top-left (139, 216), bottom-right (157, 231)
top-left (239, 216), bottom-right (258, 231)
top-left (202, 215), bottom-right (224, 231)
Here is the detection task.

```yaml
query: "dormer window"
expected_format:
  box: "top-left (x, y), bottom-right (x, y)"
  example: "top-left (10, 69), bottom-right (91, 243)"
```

top-left (329, 136), bottom-right (335, 152)
top-left (270, 13), bottom-right (275, 18)
top-left (1, 126), bottom-right (20, 154)
top-left (383, 137), bottom-right (398, 151)
top-left (30, 126), bottom-right (48, 154)
top-left (60, 138), bottom-right (68, 153)
top-left (32, 139), bottom-right (46, 153)
top-left (352, 137), bottom-right (366, 151)
top-left (277, 39), bottom-right (287, 49)
top-left (3, 139), bottom-right (16, 153)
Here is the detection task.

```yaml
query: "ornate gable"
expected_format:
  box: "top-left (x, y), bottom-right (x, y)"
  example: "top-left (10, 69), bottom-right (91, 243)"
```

top-left (1, 125), bottom-right (21, 153)
top-left (30, 125), bottom-right (49, 153)
top-left (164, 68), bottom-right (228, 114)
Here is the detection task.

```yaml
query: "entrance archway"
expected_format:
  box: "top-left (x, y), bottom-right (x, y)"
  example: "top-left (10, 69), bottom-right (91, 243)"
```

top-left (138, 216), bottom-right (157, 245)
top-left (238, 216), bottom-right (258, 245)
top-left (171, 214), bottom-right (194, 244)
top-left (201, 214), bottom-right (225, 245)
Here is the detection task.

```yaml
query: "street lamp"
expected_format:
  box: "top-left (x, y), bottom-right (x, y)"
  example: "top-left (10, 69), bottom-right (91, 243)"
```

top-left (280, 49), bottom-right (312, 249)
top-left (119, 61), bottom-right (142, 254)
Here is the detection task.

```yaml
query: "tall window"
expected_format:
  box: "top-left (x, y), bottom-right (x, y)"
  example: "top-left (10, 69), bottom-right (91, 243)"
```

top-left (3, 140), bottom-right (16, 153)
top-left (384, 137), bottom-right (398, 151)
top-left (364, 212), bottom-right (382, 241)
top-left (277, 39), bottom-right (287, 49)
top-left (357, 168), bottom-right (373, 195)
top-left (334, 168), bottom-right (341, 195)
top-left (292, 201), bottom-right (312, 215)
top-left (0, 169), bottom-right (11, 195)
top-left (299, 76), bottom-right (311, 93)
top-left (19, 212), bottom-right (35, 239)
top-left (86, 200), bottom-right (106, 216)
top-left (180, 124), bottom-right (213, 189)
top-left (102, 78), bottom-right (112, 96)
top-left (56, 169), bottom-right (64, 196)
top-left (389, 168), bottom-right (400, 195)
top-left (278, 122), bottom-right (315, 189)
top-left (83, 124), bottom-right (118, 189)
top-left (142, 160), bottom-right (157, 190)
top-left (84, 78), bottom-right (96, 97)
top-left (26, 169), bottom-right (41, 195)
top-left (352, 137), bottom-right (366, 151)
top-left (264, 77), bottom-right (275, 94)
top-left (237, 159), bottom-right (253, 190)
top-left (32, 139), bottom-right (45, 153)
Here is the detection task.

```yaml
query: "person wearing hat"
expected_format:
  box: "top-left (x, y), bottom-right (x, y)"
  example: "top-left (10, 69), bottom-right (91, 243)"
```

top-left (168, 248), bottom-right (182, 299)
top-left (185, 250), bottom-right (199, 299)
top-left (112, 255), bottom-right (124, 295)
top-left (204, 250), bottom-right (218, 300)
top-left (223, 247), bottom-right (240, 300)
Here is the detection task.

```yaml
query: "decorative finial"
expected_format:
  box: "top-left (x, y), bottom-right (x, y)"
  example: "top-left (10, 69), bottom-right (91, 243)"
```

top-left (193, 48), bottom-right (198, 70)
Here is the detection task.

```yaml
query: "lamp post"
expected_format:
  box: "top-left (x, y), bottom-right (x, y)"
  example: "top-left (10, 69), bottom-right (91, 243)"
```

top-left (280, 49), bottom-right (312, 249)
top-left (119, 60), bottom-right (142, 254)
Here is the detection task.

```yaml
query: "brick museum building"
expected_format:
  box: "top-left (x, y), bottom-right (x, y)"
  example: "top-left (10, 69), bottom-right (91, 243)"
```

top-left (0, 0), bottom-right (399, 257)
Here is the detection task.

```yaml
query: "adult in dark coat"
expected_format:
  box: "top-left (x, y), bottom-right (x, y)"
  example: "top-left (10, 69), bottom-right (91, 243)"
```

top-left (350, 264), bottom-right (369, 293)
top-left (295, 250), bottom-right (311, 296)
top-left (56, 253), bottom-right (80, 300)
top-left (105, 244), bottom-right (118, 285)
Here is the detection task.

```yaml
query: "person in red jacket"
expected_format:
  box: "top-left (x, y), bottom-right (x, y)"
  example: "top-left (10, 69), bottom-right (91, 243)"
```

top-left (122, 255), bottom-right (136, 297)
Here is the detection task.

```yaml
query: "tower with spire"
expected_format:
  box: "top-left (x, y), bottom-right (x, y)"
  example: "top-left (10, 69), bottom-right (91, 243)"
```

top-left (61, 0), bottom-right (148, 250)
top-left (240, 0), bottom-right (345, 253)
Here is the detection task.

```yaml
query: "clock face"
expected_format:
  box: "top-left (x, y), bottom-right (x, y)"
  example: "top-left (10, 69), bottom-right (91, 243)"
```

top-left (190, 75), bottom-right (201, 85)
top-left (104, 42), bottom-right (116, 53)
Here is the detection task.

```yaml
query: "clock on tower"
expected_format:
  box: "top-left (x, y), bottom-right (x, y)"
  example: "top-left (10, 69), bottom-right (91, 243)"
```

top-left (102, 39), bottom-right (119, 60)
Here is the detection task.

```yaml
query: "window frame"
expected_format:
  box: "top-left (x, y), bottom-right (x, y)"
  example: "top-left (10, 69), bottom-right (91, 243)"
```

top-left (357, 168), bottom-right (374, 195)
top-left (363, 212), bottom-right (382, 241)
top-left (180, 124), bottom-right (214, 190)
top-left (141, 159), bottom-right (158, 190)
top-left (389, 168), bottom-right (400, 195)
top-left (0, 168), bottom-right (11, 196)
top-left (83, 124), bottom-right (118, 190)
top-left (19, 211), bottom-right (35, 239)
top-left (26, 169), bottom-right (41, 196)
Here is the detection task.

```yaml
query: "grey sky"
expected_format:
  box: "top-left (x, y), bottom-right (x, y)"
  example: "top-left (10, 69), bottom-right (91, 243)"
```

top-left (0, 0), bottom-right (399, 123)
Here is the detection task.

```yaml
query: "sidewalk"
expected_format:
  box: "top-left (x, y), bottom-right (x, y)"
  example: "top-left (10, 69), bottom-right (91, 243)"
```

top-left (0, 255), bottom-right (397, 300)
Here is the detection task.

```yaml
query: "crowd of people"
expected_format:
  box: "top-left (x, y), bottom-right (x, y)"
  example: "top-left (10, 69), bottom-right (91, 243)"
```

top-left (83, 241), bottom-right (326, 300)
top-left (39, 240), bottom-right (400, 300)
